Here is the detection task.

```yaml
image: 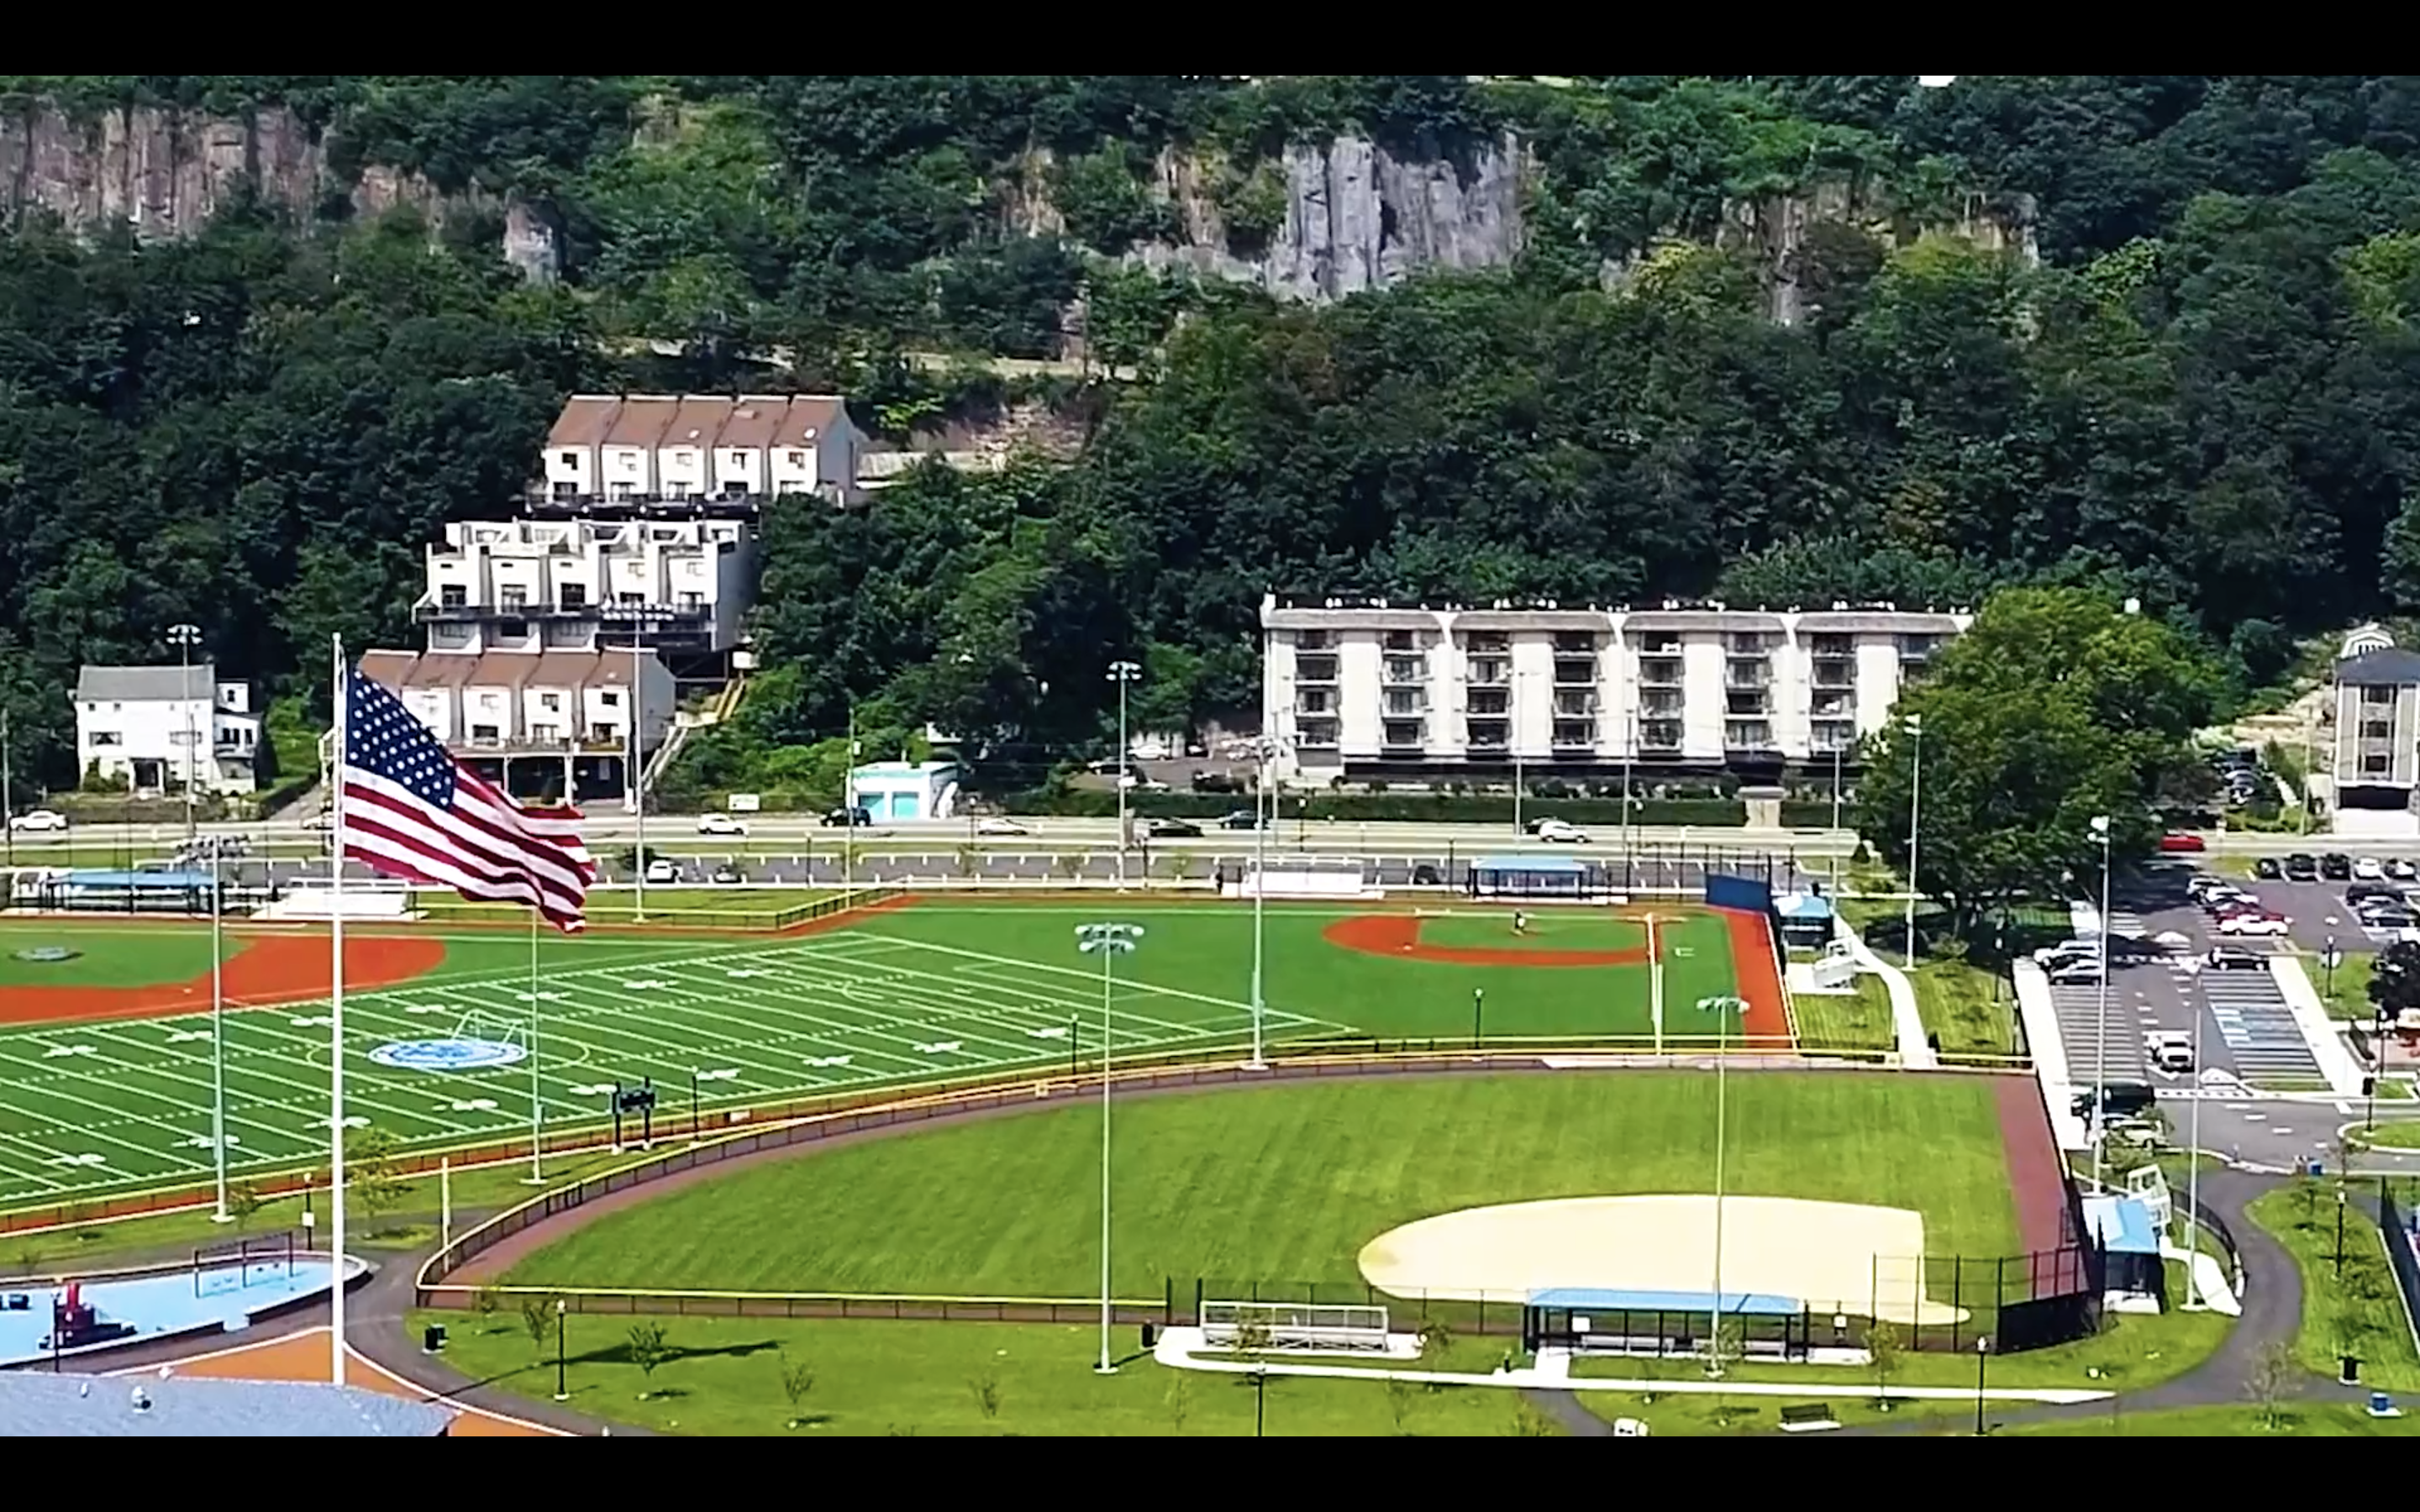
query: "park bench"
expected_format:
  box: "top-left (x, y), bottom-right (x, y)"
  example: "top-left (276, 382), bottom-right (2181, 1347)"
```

top-left (1778, 1402), bottom-right (1840, 1432)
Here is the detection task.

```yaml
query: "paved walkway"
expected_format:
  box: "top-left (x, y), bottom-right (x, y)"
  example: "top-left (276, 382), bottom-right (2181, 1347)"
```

top-left (1833, 921), bottom-right (1936, 1070)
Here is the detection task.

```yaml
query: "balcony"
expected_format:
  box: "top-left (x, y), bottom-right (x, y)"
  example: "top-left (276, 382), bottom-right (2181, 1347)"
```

top-left (450, 734), bottom-right (632, 756)
top-left (1551, 632), bottom-right (1597, 653)
top-left (1295, 719), bottom-right (1340, 750)
top-left (1639, 659), bottom-right (1683, 688)
top-left (1723, 666), bottom-right (1771, 690)
top-left (1725, 635), bottom-right (1771, 658)
top-left (1295, 657), bottom-right (1339, 685)
top-left (1382, 631), bottom-right (1423, 652)
top-left (1467, 690), bottom-right (1510, 717)
top-left (1639, 721), bottom-right (1685, 753)
top-left (1467, 659), bottom-right (1510, 688)
top-left (1724, 722), bottom-right (1776, 753)
top-left (1808, 636), bottom-right (1854, 659)
top-left (1553, 694), bottom-right (1600, 718)
top-left (1381, 721), bottom-right (1427, 752)
top-left (1465, 720), bottom-right (1508, 751)
top-left (1641, 695), bottom-right (1685, 718)
top-left (1811, 720), bottom-right (1857, 753)
top-left (1552, 659), bottom-right (1597, 686)
top-left (1383, 659), bottom-right (1429, 685)
top-left (1552, 721), bottom-right (1597, 749)
top-left (519, 486), bottom-right (765, 521)
top-left (1463, 633), bottom-right (1510, 654)
top-left (1724, 692), bottom-right (1770, 717)
top-left (1898, 637), bottom-right (1941, 663)
top-left (1812, 659), bottom-right (1855, 690)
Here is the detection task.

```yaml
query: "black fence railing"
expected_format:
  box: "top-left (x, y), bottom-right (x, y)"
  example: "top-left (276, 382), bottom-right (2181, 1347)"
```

top-left (2375, 1181), bottom-right (2420, 1357)
top-left (1213, 848), bottom-right (1825, 895)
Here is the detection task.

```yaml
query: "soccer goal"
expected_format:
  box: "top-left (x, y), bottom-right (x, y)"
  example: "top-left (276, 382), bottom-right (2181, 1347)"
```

top-left (1200, 1299), bottom-right (1392, 1352)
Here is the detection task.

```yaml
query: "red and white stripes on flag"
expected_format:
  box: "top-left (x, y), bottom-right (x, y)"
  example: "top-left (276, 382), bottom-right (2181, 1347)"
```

top-left (339, 664), bottom-right (597, 932)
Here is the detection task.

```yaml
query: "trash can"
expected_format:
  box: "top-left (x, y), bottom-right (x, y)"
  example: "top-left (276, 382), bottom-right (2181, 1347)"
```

top-left (1140, 1323), bottom-right (1157, 1350)
top-left (423, 1324), bottom-right (447, 1355)
top-left (2341, 1355), bottom-right (2361, 1386)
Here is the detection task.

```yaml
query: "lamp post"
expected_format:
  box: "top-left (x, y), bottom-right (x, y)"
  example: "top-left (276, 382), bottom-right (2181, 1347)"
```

top-left (1902, 714), bottom-right (1923, 969)
top-left (1973, 1334), bottom-right (1990, 1436)
top-left (2335, 1184), bottom-right (2348, 1276)
top-left (168, 623), bottom-right (203, 841)
top-left (2185, 984), bottom-right (2205, 1309)
top-left (2090, 814), bottom-right (2112, 1191)
top-left (690, 1069), bottom-right (702, 1142)
top-left (3, 705), bottom-right (13, 867)
top-left (2324, 937), bottom-right (2341, 1004)
top-left (554, 1297), bottom-right (569, 1401)
top-left (1076, 921), bottom-right (1143, 1374)
top-left (1246, 732), bottom-right (1286, 1070)
top-left (1108, 661), bottom-right (1142, 891)
top-left (1472, 986), bottom-right (1485, 1048)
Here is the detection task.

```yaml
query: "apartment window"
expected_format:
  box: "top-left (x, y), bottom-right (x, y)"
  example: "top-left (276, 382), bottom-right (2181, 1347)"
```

top-left (1295, 655), bottom-right (1339, 683)
top-left (1469, 688), bottom-right (1509, 717)
top-left (1384, 690), bottom-right (1426, 716)
top-left (786, 450), bottom-right (807, 468)
top-left (477, 693), bottom-right (501, 711)
top-left (471, 723), bottom-right (500, 743)
top-left (540, 692), bottom-right (561, 711)
top-left (1463, 631), bottom-right (1509, 653)
top-left (499, 585), bottom-right (528, 609)
top-left (169, 729), bottom-right (198, 747)
top-left (2364, 685), bottom-right (2396, 706)
top-left (90, 730), bottom-right (123, 746)
top-left (1384, 657), bottom-right (1427, 684)
top-left (1382, 720), bottom-right (1425, 748)
top-left (2365, 720), bottom-right (2395, 740)
top-left (1642, 691), bottom-right (1684, 717)
top-left (1296, 718), bottom-right (1339, 749)
top-left (1553, 658), bottom-right (1595, 685)
top-left (1296, 690), bottom-right (1332, 714)
top-left (1468, 657), bottom-right (1508, 686)
top-left (559, 451), bottom-right (577, 468)
top-left (600, 691), bottom-right (619, 707)
top-left (1642, 633), bottom-right (1682, 654)
top-left (531, 724), bottom-right (560, 743)
top-left (680, 591), bottom-right (704, 610)
top-left (1726, 690), bottom-right (1769, 717)
top-left (1639, 658), bottom-right (1683, 685)
top-left (2365, 753), bottom-right (2392, 776)
top-left (560, 583), bottom-right (587, 610)
top-left (618, 592), bottom-right (644, 607)
top-left (1725, 719), bottom-right (1773, 748)
top-left (439, 585), bottom-right (466, 608)
top-left (430, 625), bottom-right (471, 649)
top-left (1296, 629), bottom-right (1334, 650)
top-left (1466, 719), bottom-right (1508, 747)
top-left (1810, 633), bottom-right (1853, 658)
top-left (499, 619), bottom-right (529, 639)
top-left (1552, 631), bottom-right (1596, 653)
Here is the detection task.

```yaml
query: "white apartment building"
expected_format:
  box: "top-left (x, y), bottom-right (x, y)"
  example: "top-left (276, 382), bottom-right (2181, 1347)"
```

top-left (71, 664), bottom-right (260, 795)
top-left (416, 517), bottom-right (755, 657)
top-left (357, 648), bottom-right (674, 806)
top-left (543, 393), bottom-right (864, 506)
top-left (1258, 595), bottom-right (1972, 783)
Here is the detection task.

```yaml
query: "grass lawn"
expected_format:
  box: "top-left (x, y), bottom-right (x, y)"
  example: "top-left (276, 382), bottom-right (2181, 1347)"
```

top-left (860, 903), bottom-right (1744, 1042)
top-left (1912, 962), bottom-right (2018, 1058)
top-left (0, 922), bottom-right (231, 987)
top-left (2354, 1120), bottom-right (2420, 1151)
top-left (1989, 1403), bottom-right (2420, 1436)
top-left (1792, 979), bottom-right (1897, 1054)
top-left (409, 1311), bottom-right (1558, 1436)
top-left (2315, 950), bottom-right (2378, 1021)
top-left (2249, 1184), bottom-right (2420, 1393)
top-left (504, 1073), bottom-right (2021, 1299)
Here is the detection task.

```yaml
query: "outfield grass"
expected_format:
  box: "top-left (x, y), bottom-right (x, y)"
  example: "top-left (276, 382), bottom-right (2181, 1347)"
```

top-left (859, 903), bottom-right (1742, 1042)
top-left (2249, 1184), bottom-right (2420, 1393)
top-left (503, 1073), bottom-right (2021, 1299)
top-left (0, 923), bottom-right (234, 987)
top-left (409, 1311), bottom-right (1556, 1436)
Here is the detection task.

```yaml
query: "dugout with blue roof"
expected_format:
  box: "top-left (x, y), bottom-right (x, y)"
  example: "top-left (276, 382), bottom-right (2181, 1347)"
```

top-left (2081, 1195), bottom-right (2168, 1305)
top-left (1523, 1285), bottom-right (1813, 1359)
top-left (1468, 854), bottom-right (1608, 901)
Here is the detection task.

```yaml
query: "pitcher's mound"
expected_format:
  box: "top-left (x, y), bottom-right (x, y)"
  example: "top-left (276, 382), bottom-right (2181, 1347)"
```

top-left (1358, 1194), bottom-right (1967, 1327)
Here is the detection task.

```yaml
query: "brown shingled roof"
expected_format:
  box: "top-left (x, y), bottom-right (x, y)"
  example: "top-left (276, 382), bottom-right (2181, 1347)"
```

top-left (603, 396), bottom-right (677, 449)
top-left (784, 396), bottom-right (845, 444)
top-left (666, 396), bottom-right (734, 451)
top-left (718, 396), bottom-right (791, 449)
top-left (548, 396), bottom-right (621, 449)
top-left (357, 650), bottom-right (419, 690)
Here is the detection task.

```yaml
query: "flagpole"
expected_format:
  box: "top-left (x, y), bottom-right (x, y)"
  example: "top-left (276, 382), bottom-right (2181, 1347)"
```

top-left (209, 836), bottom-right (229, 1223)
top-left (525, 905), bottom-right (544, 1184)
top-left (328, 635), bottom-right (349, 1389)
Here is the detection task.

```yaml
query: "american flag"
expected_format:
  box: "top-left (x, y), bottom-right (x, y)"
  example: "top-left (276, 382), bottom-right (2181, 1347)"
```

top-left (339, 663), bottom-right (596, 932)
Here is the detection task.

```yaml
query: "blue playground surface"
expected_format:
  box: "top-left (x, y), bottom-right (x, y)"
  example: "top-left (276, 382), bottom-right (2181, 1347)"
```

top-left (0, 1258), bottom-right (342, 1366)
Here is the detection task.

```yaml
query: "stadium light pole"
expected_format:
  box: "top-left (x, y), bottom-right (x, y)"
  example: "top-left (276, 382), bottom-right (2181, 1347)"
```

top-left (1700, 993), bottom-right (1733, 1376)
top-left (1902, 714), bottom-right (1923, 969)
top-left (1246, 732), bottom-right (1286, 1070)
top-left (631, 626), bottom-right (647, 926)
top-left (1077, 921), bottom-right (1143, 1375)
top-left (2185, 984), bottom-right (2205, 1309)
top-left (208, 824), bottom-right (229, 1223)
top-left (1108, 661), bottom-right (1142, 891)
top-left (169, 624), bottom-right (203, 842)
top-left (2090, 814), bottom-right (2112, 1192)
top-left (3, 705), bottom-right (13, 866)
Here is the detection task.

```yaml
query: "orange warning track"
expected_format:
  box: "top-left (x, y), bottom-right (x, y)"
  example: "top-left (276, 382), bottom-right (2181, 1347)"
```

top-left (1716, 907), bottom-right (1793, 1047)
top-left (0, 933), bottom-right (445, 1027)
top-left (1322, 913), bottom-right (1653, 968)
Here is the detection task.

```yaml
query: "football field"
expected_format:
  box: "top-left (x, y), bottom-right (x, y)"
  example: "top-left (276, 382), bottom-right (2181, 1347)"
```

top-left (0, 927), bottom-right (1344, 1208)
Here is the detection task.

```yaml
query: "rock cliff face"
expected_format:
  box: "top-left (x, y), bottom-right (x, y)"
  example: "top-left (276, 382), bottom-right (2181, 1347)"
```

top-left (1135, 133), bottom-right (1526, 302)
top-left (0, 102), bottom-right (562, 283)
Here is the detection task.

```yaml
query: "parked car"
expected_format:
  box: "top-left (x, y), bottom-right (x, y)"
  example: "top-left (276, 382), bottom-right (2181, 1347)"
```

top-left (2285, 853), bottom-right (2320, 881)
top-left (2207, 946), bottom-right (2268, 971)
top-left (709, 864), bottom-right (743, 885)
top-left (2391, 858), bottom-right (2419, 883)
top-left (2216, 911), bottom-right (2291, 937)
top-left (2146, 1031), bottom-right (2194, 1074)
top-left (2323, 853), bottom-right (2354, 880)
top-left (644, 858), bottom-right (680, 885)
top-left (822, 806), bottom-right (874, 827)
top-left (2158, 832), bottom-right (2207, 853)
top-left (2347, 884), bottom-right (2404, 907)
top-left (1534, 818), bottom-right (1591, 843)
top-left (2253, 857), bottom-right (2283, 880)
top-left (1145, 818), bottom-right (1202, 838)
top-left (2356, 855), bottom-right (2388, 881)
top-left (6, 809), bottom-right (67, 832)
top-left (2074, 1082), bottom-right (2158, 1121)
top-left (2033, 938), bottom-right (2101, 965)
top-left (974, 817), bottom-right (1029, 837)
top-left (2365, 908), bottom-right (2417, 932)
top-left (1218, 810), bottom-right (1267, 830)
top-left (696, 813), bottom-right (747, 836)
top-left (2048, 958), bottom-right (2105, 985)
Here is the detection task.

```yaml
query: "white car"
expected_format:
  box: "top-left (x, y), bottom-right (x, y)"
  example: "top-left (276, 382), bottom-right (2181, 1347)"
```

top-left (2147, 1031), bottom-right (2193, 1074)
top-left (2355, 856), bottom-right (2387, 881)
top-left (975, 817), bottom-right (1029, 836)
top-left (2216, 912), bottom-right (2290, 937)
top-left (696, 813), bottom-right (747, 836)
top-left (1534, 819), bottom-right (1590, 843)
top-left (644, 858), bottom-right (680, 885)
top-left (6, 809), bottom-right (67, 832)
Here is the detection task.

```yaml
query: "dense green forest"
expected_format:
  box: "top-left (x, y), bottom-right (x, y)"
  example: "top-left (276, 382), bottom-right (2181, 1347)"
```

top-left (8, 76), bottom-right (2420, 801)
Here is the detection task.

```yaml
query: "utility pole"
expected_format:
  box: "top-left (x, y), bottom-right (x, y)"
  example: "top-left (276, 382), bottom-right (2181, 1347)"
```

top-left (3, 705), bottom-right (13, 867)
top-left (1108, 661), bottom-right (1141, 890)
top-left (2090, 814), bottom-right (2112, 1191)
top-left (1902, 714), bottom-right (1923, 969)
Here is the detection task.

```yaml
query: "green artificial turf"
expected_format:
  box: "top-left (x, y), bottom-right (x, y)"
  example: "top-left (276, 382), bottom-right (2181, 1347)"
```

top-left (505, 1072), bottom-right (2020, 1299)
top-left (0, 922), bottom-right (230, 988)
top-left (409, 1311), bottom-right (1560, 1436)
top-left (856, 903), bottom-right (1744, 1042)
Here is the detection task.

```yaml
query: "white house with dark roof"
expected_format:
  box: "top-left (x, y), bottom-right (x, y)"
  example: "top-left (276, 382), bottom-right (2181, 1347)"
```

top-left (357, 647), bottom-right (672, 806)
top-left (2331, 626), bottom-right (2420, 826)
top-left (72, 664), bottom-right (260, 796)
